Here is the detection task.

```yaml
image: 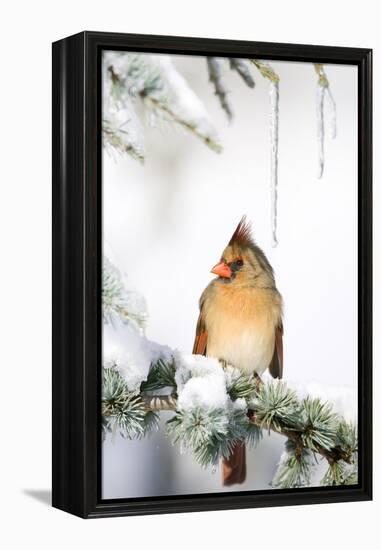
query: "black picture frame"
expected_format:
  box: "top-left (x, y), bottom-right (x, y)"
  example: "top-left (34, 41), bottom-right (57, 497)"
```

top-left (52, 31), bottom-right (372, 519)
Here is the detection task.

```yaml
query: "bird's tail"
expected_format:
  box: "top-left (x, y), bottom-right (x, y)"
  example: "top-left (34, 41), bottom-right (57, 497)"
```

top-left (222, 441), bottom-right (246, 486)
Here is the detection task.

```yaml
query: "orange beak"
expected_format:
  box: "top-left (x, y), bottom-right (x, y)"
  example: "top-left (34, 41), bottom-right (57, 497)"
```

top-left (211, 261), bottom-right (232, 279)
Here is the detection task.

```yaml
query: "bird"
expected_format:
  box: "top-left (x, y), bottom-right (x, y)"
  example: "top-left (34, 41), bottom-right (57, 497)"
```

top-left (192, 216), bottom-right (283, 486)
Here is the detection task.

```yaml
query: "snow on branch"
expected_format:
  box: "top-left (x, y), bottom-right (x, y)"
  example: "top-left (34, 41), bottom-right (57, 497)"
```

top-left (207, 57), bottom-right (256, 121)
top-left (271, 440), bottom-right (315, 488)
top-left (103, 52), bottom-right (222, 157)
top-left (207, 57), bottom-right (234, 121)
top-left (102, 324), bottom-right (358, 488)
top-left (102, 62), bottom-right (145, 161)
top-left (102, 256), bottom-right (148, 331)
top-left (229, 58), bottom-right (256, 88)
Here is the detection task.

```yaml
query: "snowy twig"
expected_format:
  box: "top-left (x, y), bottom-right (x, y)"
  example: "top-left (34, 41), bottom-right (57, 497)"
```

top-left (102, 59), bottom-right (146, 162)
top-left (207, 57), bottom-right (233, 121)
top-left (138, 391), bottom-right (354, 465)
top-left (146, 95), bottom-right (222, 152)
top-left (102, 349), bottom-right (357, 486)
top-left (229, 58), bottom-right (255, 88)
top-left (103, 52), bottom-right (222, 157)
top-left (102, 121), bottom-right (145, 162)
top-left (207, 57), bottom-right (255, 119)
top-left (102, 256), bottom-right (148, 330)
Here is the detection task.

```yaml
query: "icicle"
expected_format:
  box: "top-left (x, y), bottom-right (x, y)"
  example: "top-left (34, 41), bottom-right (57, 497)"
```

top-left (315, 64), bottom-right (336, 179)
top-left (269, 81), bottom-right (279, 248)
top-left (251, 60), bottom-right (280, 247)
top-left (316, 83), bottom-right (326, 179)
top-left (327, 87), bottom-right (337, 139)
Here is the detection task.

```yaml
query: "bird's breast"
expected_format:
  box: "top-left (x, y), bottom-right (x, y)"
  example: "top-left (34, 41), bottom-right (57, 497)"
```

top-left (204, 285), bottom-right (282, 375)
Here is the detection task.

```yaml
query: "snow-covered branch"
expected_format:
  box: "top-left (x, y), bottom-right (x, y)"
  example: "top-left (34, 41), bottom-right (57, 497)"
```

top-left (102, 52), bottom-right (222, 160)
top-left (133, 385), bottom-right (356, 468)
top-left (229, 58), bottom-right (256, 88)
top-left (206, 57), bottom-right (256, 121)
top-left (207, 57), bottom-right (234, 121)
top-left (102, 63), bottom-right (146, 161)
top-left (102, 256), bottom-right (148, 331)
top-left (102, 336), bottom-right (357, 488)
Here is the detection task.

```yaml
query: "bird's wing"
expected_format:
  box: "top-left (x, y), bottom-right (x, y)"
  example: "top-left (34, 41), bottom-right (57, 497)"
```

top-left (192, 290), bottom-right (208, 355)
top-left (268, 323), bottom-right (283, 379)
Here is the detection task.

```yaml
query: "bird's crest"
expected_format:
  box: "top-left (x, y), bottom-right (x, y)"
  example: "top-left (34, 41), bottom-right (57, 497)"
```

top-left (229, 216), bottom-right (254, 248)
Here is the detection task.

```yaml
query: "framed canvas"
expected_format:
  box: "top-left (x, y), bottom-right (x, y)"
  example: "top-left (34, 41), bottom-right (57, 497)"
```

top-left (52, 31), bottom-right (372, 518)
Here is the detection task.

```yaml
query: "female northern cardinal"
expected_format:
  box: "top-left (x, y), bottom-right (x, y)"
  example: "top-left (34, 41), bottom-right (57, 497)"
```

top-left (193, 217), bottom-right (283, 485)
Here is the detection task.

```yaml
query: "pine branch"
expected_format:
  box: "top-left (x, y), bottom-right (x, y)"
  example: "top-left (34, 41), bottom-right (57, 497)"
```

top-left (103, 52), bottom-right (222, 155)
top-left (102, 256), bottom-right (148, 329)
top-left (102, 367), bottom-right (159, 439)
top-left (229, 59), bottom-right (255, 88)
top-left (102, 58), bottom-right (146, 161)
top-left (138, 391), bottom-right (354, 466)
top-left (207, 57), bottom-right (233, 121)
top-left (140, 358), bottom-right (177, 392)
top-left (102, 118), bottom-right (145, 162)
top-left (146, 95), bottom-right (222, 152)
top-left (272, 439), bottom-right (315, 489)
top-left (102, 354), bottom-right (356, 484)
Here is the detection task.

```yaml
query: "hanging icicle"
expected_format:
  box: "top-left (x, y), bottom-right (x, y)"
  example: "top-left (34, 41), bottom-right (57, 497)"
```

top-left (316, 81), bottom-right (326, 179)
top-left (269, 80), bottom-right (280, 247)
top-left (314, 64), bottom-right (337, 179)
top-left (327, 86), bottom-right (337, 139)
top-left (251, 60), bottom-right (280, 247)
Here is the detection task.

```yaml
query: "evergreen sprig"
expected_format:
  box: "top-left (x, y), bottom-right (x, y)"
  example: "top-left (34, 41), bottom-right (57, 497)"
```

top-left (140, 358), bottom-right (177, 392)
top-left (167, 405), bottom-right (253, 468)
top-left (102, 256), bottom-right (148, 328)
top-left (102, 367), bottom-right (157, 439)
top-left (321, 460), bottom-right (350, 486)
top-left (103, 116), bottom-right (145, 162)
top-left (103, 52), bottom-right (222, 155)
top-left (225, 367), bottom-right (258, 400)
top-left (272, 439), bottom-right (315, 489)
top-left (335, 421), bottom-right (358, 456)
top-left (250, 381), bottom-right (300, 432)
top-left (299, 397), bottom-right (339, 452)
top-left (101, 356), bottom-right (358, 487)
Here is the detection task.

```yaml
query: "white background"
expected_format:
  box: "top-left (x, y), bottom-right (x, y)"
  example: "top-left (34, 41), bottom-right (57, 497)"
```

top-left (0, 1), bottom-right (378, 549)
top-left (102, 56), bottom-right (358, 498)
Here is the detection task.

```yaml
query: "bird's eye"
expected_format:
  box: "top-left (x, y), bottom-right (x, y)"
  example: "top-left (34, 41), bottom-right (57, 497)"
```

top-left (230, 259), bottom-right (244, 271)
